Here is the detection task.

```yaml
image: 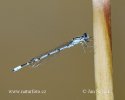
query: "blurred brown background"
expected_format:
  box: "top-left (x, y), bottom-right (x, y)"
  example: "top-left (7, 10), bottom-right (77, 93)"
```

top-left (0, 0), bottom-right (124, 100)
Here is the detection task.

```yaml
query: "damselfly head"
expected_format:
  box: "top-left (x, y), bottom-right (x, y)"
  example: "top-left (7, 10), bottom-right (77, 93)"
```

top-left (80, 33), bottom-right (93, 53)
top-left (82, 33), bottom-right (90, 42)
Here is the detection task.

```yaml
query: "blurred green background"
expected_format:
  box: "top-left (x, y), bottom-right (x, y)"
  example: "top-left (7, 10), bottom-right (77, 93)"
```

top-left (0, 0), bottom-right (124, 100)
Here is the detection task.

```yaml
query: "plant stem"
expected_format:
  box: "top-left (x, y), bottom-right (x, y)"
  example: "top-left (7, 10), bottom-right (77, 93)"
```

top-left (92, 0), bottom-right (114, 100)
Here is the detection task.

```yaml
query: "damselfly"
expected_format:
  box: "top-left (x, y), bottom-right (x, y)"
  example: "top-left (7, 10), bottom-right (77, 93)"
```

top-left (12, 33), bottom-right (91, 72)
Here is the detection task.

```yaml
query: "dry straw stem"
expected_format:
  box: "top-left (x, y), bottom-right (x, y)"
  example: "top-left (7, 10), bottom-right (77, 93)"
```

top-left (92, 0), bottom-right (114, 100)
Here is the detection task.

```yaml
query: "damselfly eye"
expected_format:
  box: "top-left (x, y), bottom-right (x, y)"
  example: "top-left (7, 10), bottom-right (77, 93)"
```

top-left (82, 33), bottom-right (88, 38)
top-left (84, 33), bottom-right (87, 37)
top-left (82, 33), bottom-right (90, 42)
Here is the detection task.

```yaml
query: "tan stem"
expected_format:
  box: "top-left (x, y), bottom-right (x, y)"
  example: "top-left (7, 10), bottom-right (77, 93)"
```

top-left (92, 0), bottom-right (114, 100)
